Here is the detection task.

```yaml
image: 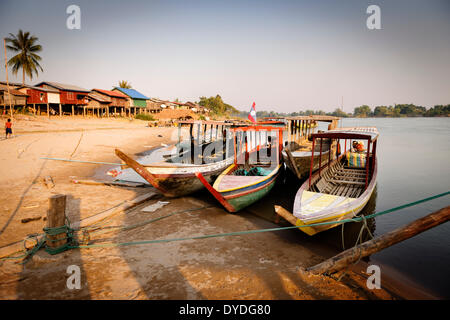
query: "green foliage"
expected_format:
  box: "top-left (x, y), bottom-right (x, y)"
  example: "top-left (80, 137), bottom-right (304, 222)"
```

top-left (135, 113), bottom-right (155, 121)
top-left (425, 105), bottom-right (450, 117)
top-left (354, 105), bottom-right (372, 117)
top-left (198, 95), bottom-right (238, 115)
top-left (118, 80), bottom-right (132, 89)
top-left (329, 108), bottom-right (350, 117)
top-left (5, 29), bottom-right (43, 84)
top-left (368, 104), bottom-right (442, 117)
top-left (231, 108), bottom-right (351, 119)
top-left (199, 115), bottom-right (206, 120)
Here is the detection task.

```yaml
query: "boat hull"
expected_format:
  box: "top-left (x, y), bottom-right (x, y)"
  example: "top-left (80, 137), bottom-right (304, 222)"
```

top-left (292, 156), bottom-right (377, 236)
top-left (282, 149), bottom-right (331, 179)
top-left (221, 172), bottom-right (279, 212)
top-left (142, 158), bottom-right (233, 197)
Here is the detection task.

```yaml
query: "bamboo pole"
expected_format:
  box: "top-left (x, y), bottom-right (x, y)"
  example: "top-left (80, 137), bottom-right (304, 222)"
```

top-left (307, 206), bottom-right (450, 275)
top-left (3, 38), bottom-right (13, 118)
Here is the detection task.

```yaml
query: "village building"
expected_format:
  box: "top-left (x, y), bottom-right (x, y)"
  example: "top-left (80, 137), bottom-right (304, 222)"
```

top-left (112, 87), bottom-right (149, 117)
top-left (146, 98), bottom-right (164, 113)
top-left (0, 81), bottom-right (24, 89)
top-left (16, 85), bottom-right (60, 116)
top-left (0, 84), bottom-right (28, 115)
top-left (91, 89), bottom-right (129, 116)
top-left (35, 81), bottom-right (90, 116)
top-left (85, 92), bottom-right (111, 117)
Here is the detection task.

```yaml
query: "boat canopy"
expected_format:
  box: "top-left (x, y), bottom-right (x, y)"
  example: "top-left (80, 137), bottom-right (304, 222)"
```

top-left (312, 126), bottom-right (379, 142)
top-left (177, 120), bottom-right (237, 126)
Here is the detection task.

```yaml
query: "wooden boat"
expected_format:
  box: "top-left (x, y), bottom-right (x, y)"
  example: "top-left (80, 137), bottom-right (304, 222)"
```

top-left (276, 127), bottom-right (379, 235)
top-left (196, 126), bottom-right (284, 213)
top-left (282, 116), bottom-right (340, 179)
top-left (115, 120), bottom-right (237, 197)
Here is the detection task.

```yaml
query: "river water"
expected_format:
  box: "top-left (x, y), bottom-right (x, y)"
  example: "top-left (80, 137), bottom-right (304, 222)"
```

top-left (335, 117), bottom-right (450, 298)
top-left (113, 117), bottom-right (449, 298)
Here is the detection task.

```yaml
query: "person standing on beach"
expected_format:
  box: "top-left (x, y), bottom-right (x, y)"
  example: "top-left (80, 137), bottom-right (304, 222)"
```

top-left (5, 119), bottom-right (12, 139)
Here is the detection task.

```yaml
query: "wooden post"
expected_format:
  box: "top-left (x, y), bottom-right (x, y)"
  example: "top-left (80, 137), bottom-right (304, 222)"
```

top-left (72, 104), bottom-right (74, 117)
top-left (47, 103), bottom-right (50, 119)
top-left (46, 194), bottom-right (67, 250)
top-left (38, 104), bottom-right (40, 115)
top-left (3, 38), bottom-right (13, 119)
top-left (59, 103), bottom-right (62, 117)
top-left (307, 206), bottom-right (450, 275)
top-left (33, 103), bottom-right (36, 115)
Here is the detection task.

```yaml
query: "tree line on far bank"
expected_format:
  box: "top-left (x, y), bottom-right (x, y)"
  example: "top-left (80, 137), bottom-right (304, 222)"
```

top-left (231, 104), bottom-right (449, 119)
top-left (353, 104), bottom-right (450, 117)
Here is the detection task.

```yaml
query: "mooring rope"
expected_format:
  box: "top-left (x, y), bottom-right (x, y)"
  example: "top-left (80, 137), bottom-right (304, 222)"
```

top-left (1, 191), bottom-right (448, 262)
top-left (71, 190), bottom-right (449, 250)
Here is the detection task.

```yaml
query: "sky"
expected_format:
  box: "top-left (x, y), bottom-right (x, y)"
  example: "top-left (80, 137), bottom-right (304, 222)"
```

top-left (0, 0), bottom-right (449, 113)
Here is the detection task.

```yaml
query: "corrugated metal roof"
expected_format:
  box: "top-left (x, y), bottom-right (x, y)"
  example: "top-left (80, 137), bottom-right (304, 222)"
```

top-left (0, 85), bottom-right (29, 96)
top-left (88, 92), bottom-right (111, 103)
top-left (35, 81), bottom-right (90, 93)
top-left (18, 85), bottom-right (60, 93)
top-left (92, 88), bottom-right (128, 98)
top-left (113, 87), bottom-right (149, 100)
top-left (0, 81), bottom-right (24, 87)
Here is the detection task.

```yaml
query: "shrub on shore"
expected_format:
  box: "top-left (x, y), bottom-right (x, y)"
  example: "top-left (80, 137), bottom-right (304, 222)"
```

top-left (135, 113), bottom-right (156, 121)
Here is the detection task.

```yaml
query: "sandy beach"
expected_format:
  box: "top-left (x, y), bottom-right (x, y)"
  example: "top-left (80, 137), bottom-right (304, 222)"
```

top-left (0, 115), bottom-right (436, 300)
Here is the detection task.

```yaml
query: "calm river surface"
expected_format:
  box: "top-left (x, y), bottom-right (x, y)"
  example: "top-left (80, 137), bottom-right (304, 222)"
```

top-left (337, 117), bottom-right (450, 298)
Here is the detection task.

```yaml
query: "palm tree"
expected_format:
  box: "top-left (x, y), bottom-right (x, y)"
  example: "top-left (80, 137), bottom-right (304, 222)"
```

top-left (5, 29), bottom-right (43, 85)
top-left (118, 80), bottom-right (132, 89)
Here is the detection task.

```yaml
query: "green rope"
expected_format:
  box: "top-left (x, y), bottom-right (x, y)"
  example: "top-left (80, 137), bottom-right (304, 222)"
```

top-left (2, 191), bottom-right (448, 261)
top-left (70, 190), bottom-right (449, 250)
top-left (84, 205), bottom-right (215, 237)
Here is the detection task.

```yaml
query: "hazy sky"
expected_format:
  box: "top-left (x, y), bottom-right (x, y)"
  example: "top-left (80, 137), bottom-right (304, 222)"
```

top-left (1, 0), bottom-right (449, 112)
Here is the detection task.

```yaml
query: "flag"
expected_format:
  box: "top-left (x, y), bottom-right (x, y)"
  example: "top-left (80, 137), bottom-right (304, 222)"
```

top-left (248, 102), bottom-right (257, 123)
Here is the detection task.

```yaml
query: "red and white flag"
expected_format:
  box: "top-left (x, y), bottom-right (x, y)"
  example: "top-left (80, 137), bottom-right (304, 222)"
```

top-left (248, 102), bottom-right (257, 123)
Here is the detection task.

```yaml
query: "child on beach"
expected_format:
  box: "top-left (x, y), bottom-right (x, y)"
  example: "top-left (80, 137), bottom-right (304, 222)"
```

top-left (5, 119), bottom-right (12, 139)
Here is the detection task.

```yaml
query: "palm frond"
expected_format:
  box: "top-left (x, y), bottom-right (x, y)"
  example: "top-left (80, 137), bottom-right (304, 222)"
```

top-left (5, 29), bottom-right (44, 83)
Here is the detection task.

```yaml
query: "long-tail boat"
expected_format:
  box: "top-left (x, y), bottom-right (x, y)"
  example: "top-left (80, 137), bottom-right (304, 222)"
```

top-left (276, 127), bottom-right (379, 235)
top-left (282, 116), bottom-right (340, 179)
top-left (196, 126), bottom-right (284, 213)
top-left (115, 120), bottom-right (239, 197)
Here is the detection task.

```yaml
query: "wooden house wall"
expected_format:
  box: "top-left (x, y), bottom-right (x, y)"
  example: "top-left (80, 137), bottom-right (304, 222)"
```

top-left (59, 91), bottom-right (88, 105)
top-left (93, 91), bottom-right (127, 107)
top-left (0, 93), bottom-right (27, 105)
top-left (25, 88), bottom-right (48, 104)
top-left (87, 99), bottom-right (104, 109)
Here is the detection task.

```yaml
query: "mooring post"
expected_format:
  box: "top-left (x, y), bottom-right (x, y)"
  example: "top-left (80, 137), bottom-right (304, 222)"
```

top-left (46, 194), bottom-right (67, 250)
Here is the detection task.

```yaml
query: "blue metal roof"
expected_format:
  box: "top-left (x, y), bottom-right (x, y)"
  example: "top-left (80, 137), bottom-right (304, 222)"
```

top-left (113, 87), bottom-right (149, 100)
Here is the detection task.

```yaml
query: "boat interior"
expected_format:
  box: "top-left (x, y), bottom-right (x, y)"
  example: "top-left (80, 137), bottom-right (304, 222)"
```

top-left (308, 152), bottom-right (373, 198)
top-left (286, 138), bottom-right (332, 153)
top-left (164, 138), bottom-right (235, 164)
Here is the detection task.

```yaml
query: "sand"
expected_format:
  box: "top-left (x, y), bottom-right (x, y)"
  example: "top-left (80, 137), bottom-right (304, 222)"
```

top-left (0, 115), bottom-right (435, 300)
